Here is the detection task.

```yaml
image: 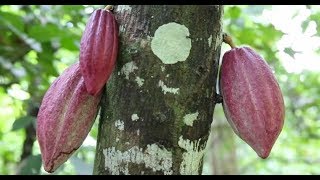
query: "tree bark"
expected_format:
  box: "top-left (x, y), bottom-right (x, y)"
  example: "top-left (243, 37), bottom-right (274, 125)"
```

top-left (93, 5), bottom-right (223, 175)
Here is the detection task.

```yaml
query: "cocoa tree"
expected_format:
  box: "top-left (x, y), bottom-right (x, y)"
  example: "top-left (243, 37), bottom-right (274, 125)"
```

top-left (93, 5), bottom-right (223, 175)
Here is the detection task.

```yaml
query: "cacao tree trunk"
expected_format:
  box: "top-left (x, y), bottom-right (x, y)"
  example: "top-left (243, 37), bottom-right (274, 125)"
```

top-left (93, 5), bottom-right (223, 175)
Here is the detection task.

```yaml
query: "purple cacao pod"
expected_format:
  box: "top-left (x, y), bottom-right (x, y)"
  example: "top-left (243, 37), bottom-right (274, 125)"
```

top-left (220, 46), bottom-right (285, 158)
top-left (37, 63), bottom-right (101, 173)
top-left (79, 9), bottom-right (119, 96)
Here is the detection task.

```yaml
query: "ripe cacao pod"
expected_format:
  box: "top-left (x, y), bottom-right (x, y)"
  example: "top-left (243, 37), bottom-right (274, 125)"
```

top-left (79, 8), bottom-right (119, 96)
top-left (37, 63), bottom-right (102, 173)
top-left (219, 46), bottom-right (285, 158)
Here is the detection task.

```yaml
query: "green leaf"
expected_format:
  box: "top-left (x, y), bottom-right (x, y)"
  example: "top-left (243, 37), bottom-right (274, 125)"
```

top-left (284, 47), bottom-right (301, 58)
top-left (37, 42), bottom-right (59, 76)
top-left (0, 11), bottom-right (24, 32)
top-left (60, 36), bottom-right (79, 51)
top-left (19, 154), bottom-right (42, 175)
top-left (11, 116), bottom-right (35, 131)
top-left (301, 20), bottom-right (309, 33)
top-left (28, 23), bottom-right (62, 42)
top-left (309, 11), bottom-right (320, 36)
top-left (228, 6), bottom-right (242, 19)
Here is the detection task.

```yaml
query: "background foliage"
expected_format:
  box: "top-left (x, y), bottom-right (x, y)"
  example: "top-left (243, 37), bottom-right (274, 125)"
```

top-left (0, 5), bottom-right (319, 175)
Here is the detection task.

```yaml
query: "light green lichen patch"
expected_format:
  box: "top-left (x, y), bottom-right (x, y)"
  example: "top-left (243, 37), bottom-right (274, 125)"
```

top-left (178, 136), bottom-right (206, 175)
top-left (131, 114), bottom-right (139, 121)
top-left (103, 144), bottom-right (173, 175)
top-left (120, 61), bottom-right (138, 80)
top-left (208, 35), bottom-right (212, 47)
top-left (158, 80), bottom-right (179, 95)
top-left (151, 22), bottom-right (192, 64)
top-left (135, 77), bottom-right (145, 87)
top-left (183, 112), bottom-right (199, 127)
top-left (115, 120), bottom-right (124, 131)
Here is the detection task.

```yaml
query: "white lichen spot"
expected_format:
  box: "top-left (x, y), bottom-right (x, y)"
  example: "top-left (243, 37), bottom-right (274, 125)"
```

top-left (208, 35), bottom-right (212, 47)
top-left (178, 136), bottom-right (206, 175)
top-left (119, 25), bottom-right (125, 33)
top-left (151, 22), bottom-right (192, 64)
top-left (116, 138), bottom-right (120, 142)
top-left (161, 66), bottom-right (165, 72)
top-left (137, 129), bottom-right (140, 136)
top-left (120, 61), bottom-right (138, 80)
top-left (158, 80), bottom-right (179, 95)
top-left (183, 112), bottom-right (199, 127)
top-left (135, 77), bottom-right (145, 87)
top-left (115, 120), bottom-right (124, 131)
top-left (125, 142), bottom-right (130, 145)
top-left (214, 33), bottom-right (222, 50)
top-left (166, 74), bottom-right (170, 78)
top-left (131, 114), bottom-right (139, 121)
top-left (103, 144), bottom-right (173, 175)
top-left (117, 5), bottom-right (132, 13)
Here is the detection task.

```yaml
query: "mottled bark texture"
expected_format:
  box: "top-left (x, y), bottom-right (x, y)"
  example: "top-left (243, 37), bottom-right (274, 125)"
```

top-left (94, 5), bottom-right (223, 175)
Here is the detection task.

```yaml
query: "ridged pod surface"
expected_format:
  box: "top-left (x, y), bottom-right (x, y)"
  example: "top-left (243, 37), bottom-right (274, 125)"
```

top-left (219, 46), bottom-right (285, 158)
top-left (79, 9), bottom-right (118, 96)
top-left (37, 63), bottom-right (102, 173)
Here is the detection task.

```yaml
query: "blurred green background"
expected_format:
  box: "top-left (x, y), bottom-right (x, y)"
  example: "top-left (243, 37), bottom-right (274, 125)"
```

top-left (0, 5), bottom-right (319, 175)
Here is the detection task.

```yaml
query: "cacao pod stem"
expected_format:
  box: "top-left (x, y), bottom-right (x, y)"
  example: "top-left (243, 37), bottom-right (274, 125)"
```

top-left (223, 33), bottom-right (236, 49)
top-left (104, 5), bottom-right (114, 11)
